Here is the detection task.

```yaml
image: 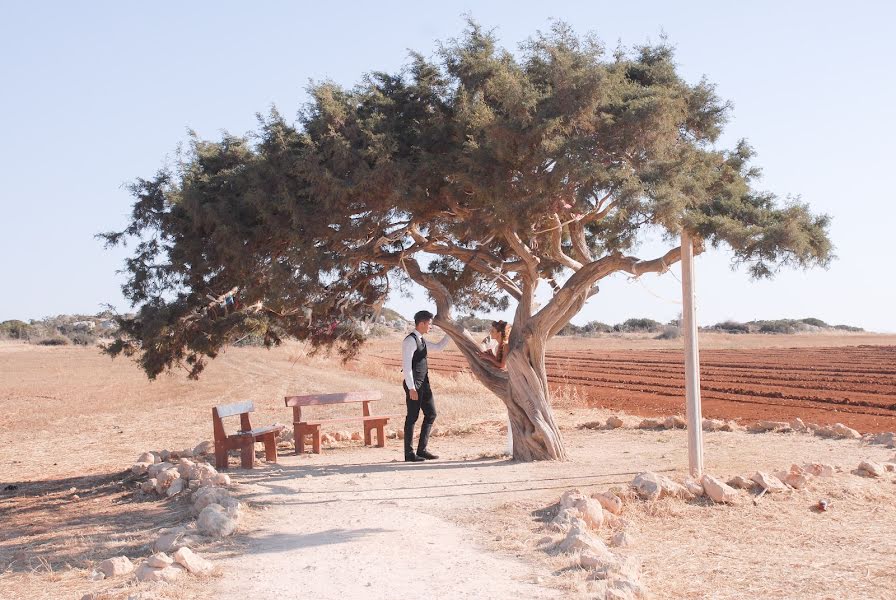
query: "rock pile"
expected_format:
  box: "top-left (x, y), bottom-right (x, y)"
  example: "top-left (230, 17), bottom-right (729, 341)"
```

top-left (546, 488), bottom-right (646, 598)
top-left (90, 439), bottom-right (240, 592)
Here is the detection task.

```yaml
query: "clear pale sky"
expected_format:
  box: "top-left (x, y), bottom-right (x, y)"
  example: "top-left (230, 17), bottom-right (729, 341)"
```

top-left (1, 2), bottom-right (893, 332)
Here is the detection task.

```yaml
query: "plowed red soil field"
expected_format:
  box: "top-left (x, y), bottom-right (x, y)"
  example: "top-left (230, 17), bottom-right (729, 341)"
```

top-left (376, 344), bottom-right (896, 433)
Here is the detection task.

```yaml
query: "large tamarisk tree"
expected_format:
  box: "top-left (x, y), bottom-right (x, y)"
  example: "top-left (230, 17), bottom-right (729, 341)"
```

top-left (103, 22), bottom-right (832, 461)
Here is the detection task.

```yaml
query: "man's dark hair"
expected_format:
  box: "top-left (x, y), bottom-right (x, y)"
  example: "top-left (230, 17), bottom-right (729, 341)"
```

top-left (414, 310), bottom-right (434, 325)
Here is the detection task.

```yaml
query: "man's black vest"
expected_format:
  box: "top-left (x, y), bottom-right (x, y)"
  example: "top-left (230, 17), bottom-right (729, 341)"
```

top-left (406, 333), bottom-right (428, 388)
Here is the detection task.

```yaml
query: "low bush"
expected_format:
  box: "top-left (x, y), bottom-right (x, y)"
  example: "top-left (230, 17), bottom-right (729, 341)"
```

top-left (655, 325), bottom-right (681, 340)
top-left (37, 336), bottom-right (69, 346)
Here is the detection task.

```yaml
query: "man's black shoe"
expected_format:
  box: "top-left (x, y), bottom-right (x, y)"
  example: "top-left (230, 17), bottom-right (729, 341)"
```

top-left (405, 453), bottom-right (425, 462)
top-left (417, 450), bottom-right (439, 460)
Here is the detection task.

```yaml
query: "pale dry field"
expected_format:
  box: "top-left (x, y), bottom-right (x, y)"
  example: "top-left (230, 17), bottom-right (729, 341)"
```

top-left (1, 332), bottom-right (895, 599)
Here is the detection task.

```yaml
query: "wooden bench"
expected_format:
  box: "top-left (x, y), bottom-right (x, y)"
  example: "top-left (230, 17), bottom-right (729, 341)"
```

top-left (284, 391), bottom-right (392, 454)
top-left (212, 400), bottom-right (284, 469)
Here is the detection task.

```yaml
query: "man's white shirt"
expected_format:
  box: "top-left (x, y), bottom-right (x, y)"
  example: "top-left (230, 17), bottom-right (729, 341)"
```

top-left (402, 330), bottom-right (449, 390)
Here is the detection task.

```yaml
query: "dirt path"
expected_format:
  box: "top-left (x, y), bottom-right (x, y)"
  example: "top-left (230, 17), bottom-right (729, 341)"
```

top-left (211, 453), bottom-right (565, 599)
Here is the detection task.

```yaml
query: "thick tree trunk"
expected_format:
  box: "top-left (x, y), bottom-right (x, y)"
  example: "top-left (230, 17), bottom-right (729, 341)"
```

top-left (501, 338), bottom-right (566, 461)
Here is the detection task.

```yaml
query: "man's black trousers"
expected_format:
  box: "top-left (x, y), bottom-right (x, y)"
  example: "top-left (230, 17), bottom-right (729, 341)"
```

top-left (403, 377), bottom-right (436, 456)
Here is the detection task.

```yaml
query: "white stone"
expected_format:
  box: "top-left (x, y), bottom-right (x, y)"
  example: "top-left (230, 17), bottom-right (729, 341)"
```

top-left (637, 419), bottom-right (663, 430)
top-left (147, 462), bottom-right (174, 479)
top-left (702, 418), bottom-right (734, 432)
top-left (726, 475), bottom-right (754, 489)
top-left (135, 564), bottom-right (183, 583)
top-left (790, 418), bottom-right (808, 432)
top-left (663, 415), bottom-right (686, 429)
top-left (557, 521), bottom-right (604, 554)
top-left (192, 487), bottom-right (232, 515)
top-left (751, 472), bottom-right (789, 493)
top-left (190, 462), bottom-right (218, 484)
top-left (863, 432), bottom-right (896, 448)
top-left (131, 462), bottom-right (152, 476)
top-left (559, 489), bottom-right (587, 509)
top-left (98, 556), bottom-right (134, 577)
top-left (178, 448), bottom-right (194, 458)
top-left (197, 504), bottom-right (238, 537)
top-left (213, 473), bottom-right (231, 486)
top-left (802, 463), bottom-right (835, 477)
top-left (140, 479), bottom-right (158, 494)
top-left (166, 478), bottom-right (186, 497)
top-left (550, 508), bottom-right (584, 533)
top-left (592, 491), bottom-right (623, 515)
top-left (832, 423), bottom-right (861, 439)
top-left (156, 468), bottom-right (180, 488)
top-left (606, 416), bottom-right (624, 429)
top-left (146, 552), bottom-right (174, 568)
top-left (176, 459), bottom-right (196, 479)
top-left (159, 450), bottom-right (171, 462)
top-left (784, 472), bottom-right (809, 489)
top-left (193, 440), bottom-right (215, 456)
top-left (153, 527), bottom-right (187, 553)
top-left (748, 420), bottom-right (789, 433)
top-left (857, 460), bottom-right (885, 477)
top-left (701, 475), bottom-right (739, 503)
top-left (173, 547), bottom-right (214, 575)
top-left (578, 539), bottom-right (617, 569)
top-left (631, 472), bottom-right (693, 500)
top-left (683, 478), bottom-right (704, 497)
top-left (575, 497), bottom-right (604, 530)
top-left (558, 490), bottom-right (603, 530)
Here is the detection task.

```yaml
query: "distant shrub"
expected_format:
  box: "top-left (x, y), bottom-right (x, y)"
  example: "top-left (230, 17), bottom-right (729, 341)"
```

top-left (712, 320), bottom-right (751, 334)
top-left (620, 318), bottom-right (663, 332)
top-left (0, 320), bottom-right (33, 340)
top-left (799, 317), bottom-right (828, 328)
top-left (753, 319), bottom-right (803, 334)
top-left (581, 321), bottom-right (613, 334)
top-left (655, 325), bottom-right (681, 340)
top-left (37, 336), bottom-right (69, 346)
top-left (558, 323), bottom-right (583, 336)
top-left (834, 324), bottom-right (864, 332)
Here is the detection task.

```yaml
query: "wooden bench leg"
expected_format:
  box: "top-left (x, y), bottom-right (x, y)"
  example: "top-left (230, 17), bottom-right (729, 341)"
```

top-left (364, 422), bottom-right (373, 446)
top-left (240, 437), bottom-right (254, 469)
top-left (263, 434), bottom-right (277, 463)
top-left (295, 426), bottom-right (305, 454)
top-left (312, 426), bottom-right (321, 454)
top-left (215, 443), bottom-right (228, 470)
top-left (376, 424), bottom-right (386, 448)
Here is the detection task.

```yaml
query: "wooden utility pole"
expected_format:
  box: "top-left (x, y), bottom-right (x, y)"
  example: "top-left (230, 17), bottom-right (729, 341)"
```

top-left (680, 230), bottom-right (704, 477)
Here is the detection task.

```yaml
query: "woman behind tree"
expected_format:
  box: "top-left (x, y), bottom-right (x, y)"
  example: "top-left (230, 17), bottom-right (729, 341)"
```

top-left (480, 320), bottom-right (511, 369)
top-left (480, 320), bottom-right (512, 454)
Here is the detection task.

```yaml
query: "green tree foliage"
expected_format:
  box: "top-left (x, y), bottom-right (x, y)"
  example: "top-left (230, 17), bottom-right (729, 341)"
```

top-left (102, 21), bottom-right (832, 459)
top-left (0, 320), bottom-right (33, 340)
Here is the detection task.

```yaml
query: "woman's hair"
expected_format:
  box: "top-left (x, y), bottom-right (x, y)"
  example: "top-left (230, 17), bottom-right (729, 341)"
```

top-left (492, 320), bottom-right (510, 362)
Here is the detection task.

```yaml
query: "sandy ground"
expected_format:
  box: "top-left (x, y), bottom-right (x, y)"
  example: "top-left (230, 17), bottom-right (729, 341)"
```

top-left (205, 415), bottom-right (896, 600)
top-left (2, 334), bottom-right (896, 599)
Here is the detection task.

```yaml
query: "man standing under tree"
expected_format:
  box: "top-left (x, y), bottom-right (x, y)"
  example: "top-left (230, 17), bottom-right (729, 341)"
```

top-left (402, 310), bottom-right (449, 462)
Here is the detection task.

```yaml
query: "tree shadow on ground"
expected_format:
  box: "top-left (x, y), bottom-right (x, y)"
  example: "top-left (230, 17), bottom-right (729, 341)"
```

top-left (0, 470), bottom-right (194, 573)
